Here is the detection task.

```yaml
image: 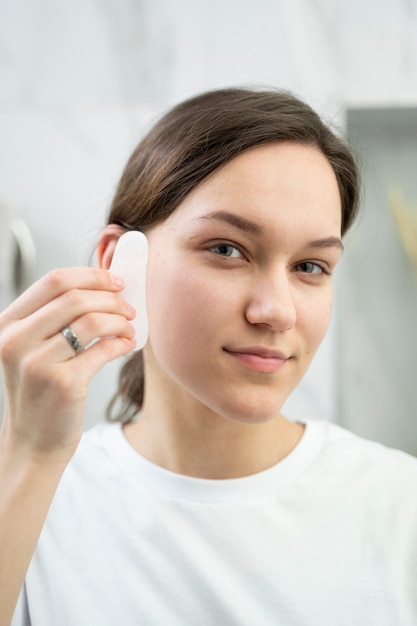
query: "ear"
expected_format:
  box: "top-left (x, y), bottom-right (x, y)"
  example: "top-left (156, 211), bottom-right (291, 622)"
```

top-left (96, 224), bottom-right (126, 270)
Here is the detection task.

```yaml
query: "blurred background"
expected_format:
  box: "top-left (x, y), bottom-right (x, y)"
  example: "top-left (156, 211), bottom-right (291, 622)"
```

top-left (0, 0), bottom-right (416, 454)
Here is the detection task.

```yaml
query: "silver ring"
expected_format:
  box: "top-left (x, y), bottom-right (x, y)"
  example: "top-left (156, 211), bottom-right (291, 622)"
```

top-left (61, 326), bottom-right (84, 354)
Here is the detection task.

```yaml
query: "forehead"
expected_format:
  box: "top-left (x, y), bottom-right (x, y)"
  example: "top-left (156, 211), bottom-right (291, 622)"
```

top-left (165, 141), bottom-right (342, 235)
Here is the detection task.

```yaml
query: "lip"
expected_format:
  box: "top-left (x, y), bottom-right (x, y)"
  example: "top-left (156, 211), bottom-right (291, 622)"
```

top-left (224, 346), bottom-right (290, 373)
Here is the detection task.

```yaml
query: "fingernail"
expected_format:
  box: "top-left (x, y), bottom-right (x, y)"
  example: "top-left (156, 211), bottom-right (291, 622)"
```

top-left (110, 273), bottom-right (124, 287)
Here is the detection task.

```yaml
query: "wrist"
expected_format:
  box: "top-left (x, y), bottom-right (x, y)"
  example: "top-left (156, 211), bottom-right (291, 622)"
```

top-left (0, 424), bottom-right (77, 474)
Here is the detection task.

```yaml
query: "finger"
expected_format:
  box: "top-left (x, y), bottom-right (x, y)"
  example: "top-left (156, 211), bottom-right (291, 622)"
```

top-left (1, 268), bottom-right (124, 324)
top-left (1, 333), bottom-right (136, 456)
top-left (0, 289), bottom-right (135, 383)
top-left (49, 313), bottom-right (136, 361)
top-left (17, 288), bottom-right (135, 349)
top-left (55, 335), bottom-right (137, 385)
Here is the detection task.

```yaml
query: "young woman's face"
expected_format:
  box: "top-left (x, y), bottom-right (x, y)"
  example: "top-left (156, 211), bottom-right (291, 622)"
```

top-left (143, 142), bottom-right (343, 423)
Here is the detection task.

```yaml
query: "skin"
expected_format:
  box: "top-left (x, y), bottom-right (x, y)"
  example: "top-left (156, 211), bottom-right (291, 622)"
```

top-left (0, 140), bottom-right (342, 621)
top-left (0, 269), bottom-right (135, 624)
top-left (99, 141), bottom-right (343, 478)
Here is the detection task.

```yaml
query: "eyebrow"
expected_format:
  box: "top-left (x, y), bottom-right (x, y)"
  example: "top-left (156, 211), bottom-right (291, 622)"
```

top-left (309, 237), bottom-right (344, 252)
top-left (197, 210), bottom-right (344, 252)
top-left (197, 211), bottom-right (263, 235)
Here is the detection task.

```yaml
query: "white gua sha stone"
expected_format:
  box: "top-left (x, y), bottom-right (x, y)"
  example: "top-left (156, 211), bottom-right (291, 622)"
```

top-left (109, 231), bottom-right (148, 351)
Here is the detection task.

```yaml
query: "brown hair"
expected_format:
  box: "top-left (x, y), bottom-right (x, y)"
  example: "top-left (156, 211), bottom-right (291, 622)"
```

top-left (106, 87), bottom-right (360, 423)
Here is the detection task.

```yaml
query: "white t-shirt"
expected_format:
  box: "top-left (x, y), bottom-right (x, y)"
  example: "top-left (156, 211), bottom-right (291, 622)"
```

top-left (12, 420), bottom-right (417, 625)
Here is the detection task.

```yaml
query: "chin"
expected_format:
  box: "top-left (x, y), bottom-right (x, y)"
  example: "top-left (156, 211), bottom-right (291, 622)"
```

top-left (208, 393), bottom-right (289, 425)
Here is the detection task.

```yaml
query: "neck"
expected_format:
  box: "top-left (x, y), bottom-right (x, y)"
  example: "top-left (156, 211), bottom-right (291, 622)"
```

top-left (123, 395), bottom-right (304, 480)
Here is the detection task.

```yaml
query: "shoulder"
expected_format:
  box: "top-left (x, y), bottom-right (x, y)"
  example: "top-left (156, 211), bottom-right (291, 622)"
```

top-left (321, 421), bottom-right (417, 467)
top-left (310, 420), bottom-right (417, 501)
top-left (54, 422), bottom-right (123, 497)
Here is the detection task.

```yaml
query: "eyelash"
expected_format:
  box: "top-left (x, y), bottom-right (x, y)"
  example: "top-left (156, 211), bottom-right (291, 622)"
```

top-left (210, 243), bottom-right (329, 275)
top-left (294, 261), bottom-right (329, 275)
top-left (210, 243), bottom-right (243, 258)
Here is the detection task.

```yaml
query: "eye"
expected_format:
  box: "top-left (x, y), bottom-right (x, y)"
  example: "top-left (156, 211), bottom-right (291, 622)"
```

top-left (210, 243), bottom-right (242, 258)
top-left (295, 261), bottom-right (327, 275)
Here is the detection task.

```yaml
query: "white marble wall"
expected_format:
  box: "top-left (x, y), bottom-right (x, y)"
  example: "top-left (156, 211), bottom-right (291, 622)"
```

top-left (0, 0), bottom-right (416, 446)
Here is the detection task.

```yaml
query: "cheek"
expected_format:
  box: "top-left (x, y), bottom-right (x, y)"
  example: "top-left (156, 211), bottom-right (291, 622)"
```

top-left (146, 260), bottom-right (223, 361)
top-left (297, 292), bottom-right (333, 352)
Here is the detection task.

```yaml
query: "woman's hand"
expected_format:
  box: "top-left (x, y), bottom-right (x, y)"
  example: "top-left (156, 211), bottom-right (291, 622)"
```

top-left (0, 267), bottom-right (136, 462)
top-left (0, 266), bottom-right (136, 624)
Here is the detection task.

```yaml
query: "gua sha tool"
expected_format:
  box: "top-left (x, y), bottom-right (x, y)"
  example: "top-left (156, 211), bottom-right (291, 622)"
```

top-left (109, 231), bottom-right (148, 351)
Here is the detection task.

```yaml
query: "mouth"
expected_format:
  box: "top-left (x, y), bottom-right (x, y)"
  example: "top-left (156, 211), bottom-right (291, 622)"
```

top-left (223, 347), bottom-right (291, 373)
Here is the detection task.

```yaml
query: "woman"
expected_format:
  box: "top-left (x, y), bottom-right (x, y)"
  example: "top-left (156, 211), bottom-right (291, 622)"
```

top-left (1, 88), bottom-right (416, 626)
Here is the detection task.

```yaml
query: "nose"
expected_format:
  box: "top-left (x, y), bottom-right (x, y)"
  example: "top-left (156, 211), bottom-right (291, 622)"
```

top-left (245, 267), bottom-right (296, 331)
